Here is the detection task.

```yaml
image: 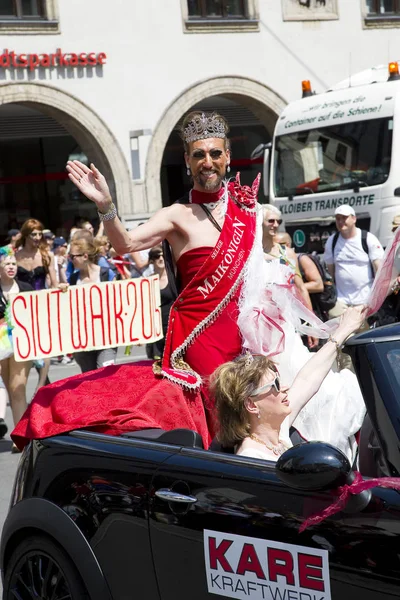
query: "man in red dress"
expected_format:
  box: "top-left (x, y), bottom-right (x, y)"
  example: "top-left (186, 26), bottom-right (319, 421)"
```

top-left (66, 112), bottom-right (259, 388)
top-left (12, 112), bottom-right (260, 449)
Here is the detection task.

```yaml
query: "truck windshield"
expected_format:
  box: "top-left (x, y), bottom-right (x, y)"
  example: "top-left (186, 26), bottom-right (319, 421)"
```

top-left (274, 117), bottom-right (393, 198)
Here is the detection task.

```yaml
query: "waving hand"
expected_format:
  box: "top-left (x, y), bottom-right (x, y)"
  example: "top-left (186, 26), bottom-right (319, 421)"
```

top-left (66, 160), bottom-right (112, 213)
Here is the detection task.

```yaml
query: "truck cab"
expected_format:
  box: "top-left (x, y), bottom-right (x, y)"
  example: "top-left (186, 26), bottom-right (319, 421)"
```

top-left (260, 62), bottom-right (400, 252)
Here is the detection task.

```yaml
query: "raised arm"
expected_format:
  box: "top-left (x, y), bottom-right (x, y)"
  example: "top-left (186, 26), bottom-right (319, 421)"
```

top-left (66, 161), bottom-right (175, 254)
top-left (286, 305), bottom-right (366, 426)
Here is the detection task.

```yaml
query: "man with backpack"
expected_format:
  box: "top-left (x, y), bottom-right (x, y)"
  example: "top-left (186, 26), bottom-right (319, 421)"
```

top-left (324, 204), bottom-right (384, 368)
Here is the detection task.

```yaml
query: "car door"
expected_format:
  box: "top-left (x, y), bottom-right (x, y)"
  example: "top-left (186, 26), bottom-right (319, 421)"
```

top-left (149, 447), bottom-right (400, 600)
top-left (42, 431), bottom-right (178, 600)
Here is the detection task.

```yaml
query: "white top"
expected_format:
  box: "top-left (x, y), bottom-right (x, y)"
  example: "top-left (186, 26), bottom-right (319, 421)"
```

top-left (77, 274), bottom-right (101, 285)
top-left (324, 228), bottom-right (384, 305)
top-left (236, 418), bottom-right (292, 463)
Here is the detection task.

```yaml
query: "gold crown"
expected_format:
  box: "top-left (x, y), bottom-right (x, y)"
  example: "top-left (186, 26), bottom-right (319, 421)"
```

top-left (183, 113), bottom-right (227, 144)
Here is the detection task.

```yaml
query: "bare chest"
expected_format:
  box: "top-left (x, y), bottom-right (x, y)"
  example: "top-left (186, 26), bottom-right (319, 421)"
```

top-left (171, 204), bottom-right (224, 260)
top-left (16, 250), bottom-right (43, 270)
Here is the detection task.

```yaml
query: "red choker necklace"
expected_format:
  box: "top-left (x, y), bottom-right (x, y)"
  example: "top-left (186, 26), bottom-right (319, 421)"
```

top-left (189, 186), bottom-right (226, 206)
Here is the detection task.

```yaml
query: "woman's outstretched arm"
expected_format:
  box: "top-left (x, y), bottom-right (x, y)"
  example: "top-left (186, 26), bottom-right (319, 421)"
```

top-left (287, 305), bottom-right (366, 425)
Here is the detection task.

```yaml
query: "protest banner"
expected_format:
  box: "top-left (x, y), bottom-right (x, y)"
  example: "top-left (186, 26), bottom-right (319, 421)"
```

top-left (10, 276), bottom-right (162, 362)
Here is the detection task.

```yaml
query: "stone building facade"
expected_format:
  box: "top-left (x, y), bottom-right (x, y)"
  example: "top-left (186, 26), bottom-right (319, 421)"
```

top-left (0, 0), bottom-right (399, 234)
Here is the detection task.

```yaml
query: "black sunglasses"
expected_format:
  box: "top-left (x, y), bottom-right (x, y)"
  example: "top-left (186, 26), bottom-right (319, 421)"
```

top-left (268, 218), bottom-right (282, 225)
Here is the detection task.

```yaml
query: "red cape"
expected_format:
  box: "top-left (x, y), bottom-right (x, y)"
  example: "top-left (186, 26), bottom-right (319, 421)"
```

top-left (12, 362), bottom-right (214, 450)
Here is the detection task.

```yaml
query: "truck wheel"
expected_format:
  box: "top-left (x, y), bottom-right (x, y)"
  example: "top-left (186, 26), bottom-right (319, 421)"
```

top-left (3, 534), bottom-right (90, 600)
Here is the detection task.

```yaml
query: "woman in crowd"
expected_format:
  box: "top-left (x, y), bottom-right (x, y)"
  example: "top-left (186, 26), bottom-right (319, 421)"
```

top-left (15, 219), bottom-right (58, 391)
top-left (0, 247), bottom-right (33, 450)
top-left (212, 306), bottom-right (365, 461)
top-left (94, 236), bottom-right (120, 280)
top-left (238, 205), bottom-right (366, 462)
top-left (94, 235), bottom-right (112, 268)
top-left (146, 246), bottom-right (174, 360)
top-left (262, 205), bottom-right (318, 350)
top-left (15, 219), bottom-right (58, 290)
top-left (263, 207), bottom-right (314, 310)
top-left (69, 237), bottom-right (117, 372)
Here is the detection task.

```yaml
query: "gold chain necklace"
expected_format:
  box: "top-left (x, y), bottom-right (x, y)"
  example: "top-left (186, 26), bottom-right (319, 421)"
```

top-left (249, 433), bottom-right (287, 456)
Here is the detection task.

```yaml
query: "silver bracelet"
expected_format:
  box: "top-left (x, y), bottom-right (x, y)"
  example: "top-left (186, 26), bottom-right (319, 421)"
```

top-left (98, 202), bottom-right (117, 222)
top-left (328, 335), bottom-right (340, 351)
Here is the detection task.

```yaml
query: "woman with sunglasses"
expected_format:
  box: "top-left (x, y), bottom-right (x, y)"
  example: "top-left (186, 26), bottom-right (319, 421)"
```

top-left (212, 306), bottom-right (366, 461)
top-left (237, 205), bottom-right (366, 461)
top-left (262, 205), bottom-right (315, 336)
top-left (69, 238), bottom-right (117, 372)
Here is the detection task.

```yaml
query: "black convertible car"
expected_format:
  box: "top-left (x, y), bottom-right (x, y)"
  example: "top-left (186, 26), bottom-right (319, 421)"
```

top-left (1, 325), bottom-right (400, 600)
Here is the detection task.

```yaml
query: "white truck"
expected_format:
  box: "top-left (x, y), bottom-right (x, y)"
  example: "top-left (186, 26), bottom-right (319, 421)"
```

top-left (256, 62), bottom-right (400, 251)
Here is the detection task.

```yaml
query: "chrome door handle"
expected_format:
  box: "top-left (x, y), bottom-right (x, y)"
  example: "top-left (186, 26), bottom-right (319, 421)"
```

top-left (155, 488), bottom-right (198, 504)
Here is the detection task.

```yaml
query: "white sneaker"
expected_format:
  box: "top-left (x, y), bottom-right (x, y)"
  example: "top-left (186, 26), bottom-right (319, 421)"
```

top-left (61, 356), bottom-right (73, 365)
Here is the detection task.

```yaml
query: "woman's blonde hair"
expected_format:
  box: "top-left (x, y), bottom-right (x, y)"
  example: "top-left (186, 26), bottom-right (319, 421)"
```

top-left (93, 236), bottom-right (110, 252)
top-left (210, 355), bottom-right (276, 447)
top-left (70, 238), bottom-right (98, 264)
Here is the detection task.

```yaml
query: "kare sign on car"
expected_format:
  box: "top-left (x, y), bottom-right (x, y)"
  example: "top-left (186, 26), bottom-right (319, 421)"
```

top-left (204, 530), bottom-right (331, 600)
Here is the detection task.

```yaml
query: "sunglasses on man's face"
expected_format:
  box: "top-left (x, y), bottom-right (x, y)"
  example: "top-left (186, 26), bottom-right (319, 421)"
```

top-left (250, 374), bottom-right (281, 396)
top-left (191, 149), bottom-right (224, 160)
top-left (69, 253), bottom-right (84, 259)
top-left (267, 219), bottom-right (282, 225)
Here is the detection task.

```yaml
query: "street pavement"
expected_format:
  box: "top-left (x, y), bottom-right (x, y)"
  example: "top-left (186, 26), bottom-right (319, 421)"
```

top-left (0, 345), bottom-right (147, 595)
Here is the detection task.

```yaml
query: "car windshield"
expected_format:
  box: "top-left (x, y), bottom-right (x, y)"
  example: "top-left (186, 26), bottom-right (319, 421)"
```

top-left (274, 117), bottom-right (393, 198)
top-left (385, 347), bottom-right (400, 391)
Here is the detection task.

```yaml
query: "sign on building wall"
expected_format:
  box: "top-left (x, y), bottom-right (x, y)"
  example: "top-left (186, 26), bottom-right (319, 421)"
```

top-left (282, 0), bottom-right (339, 21)
top-left (0, 49), bottom-right (107, 71)
top-left (10, 277), bottom-right (162, 362)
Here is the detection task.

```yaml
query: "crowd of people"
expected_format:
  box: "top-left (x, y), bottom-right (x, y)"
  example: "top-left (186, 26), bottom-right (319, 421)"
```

top-left (3, 110), bottom-right (399, 467)
top-left (0, 216), bottom-right (172, 451)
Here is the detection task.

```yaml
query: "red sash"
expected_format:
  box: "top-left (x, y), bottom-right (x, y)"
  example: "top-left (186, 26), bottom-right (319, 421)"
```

top-left (161, 180), bottom-right (258, 389)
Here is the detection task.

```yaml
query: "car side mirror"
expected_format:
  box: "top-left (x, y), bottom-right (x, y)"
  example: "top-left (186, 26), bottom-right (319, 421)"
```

top-left (250, 143), bottom-right (267, 160)
top-left (251, 142), bottom-right (272, 199)
top-left (394, 187), bottom-right (400, 197)
top-left (275, 441), bottom-right (352, 490)
top-left (275, 441), bottom-right (372, 513)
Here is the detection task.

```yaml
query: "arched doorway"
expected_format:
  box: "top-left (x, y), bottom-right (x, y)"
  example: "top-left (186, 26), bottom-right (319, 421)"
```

top-left (146, 76), bottom-right (287, 212)
top-left (0, 83), bottom-right (132, 241)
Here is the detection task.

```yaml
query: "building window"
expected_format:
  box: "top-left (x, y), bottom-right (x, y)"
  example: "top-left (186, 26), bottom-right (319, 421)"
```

top-left (0, 0), bottom-right (59, 33)
top-left (0, 0), bottom-right (45, 19)
top-left (187, 0), bottom-right (247, 19)
top-left (183, 0), bottom-right (258, 31)
top-left (365, 0), bottom-right (400, 25)
top-left (366, 0), bottom-right (400, 14)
